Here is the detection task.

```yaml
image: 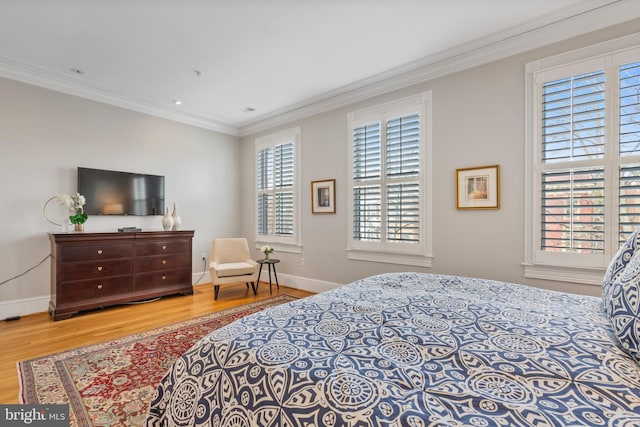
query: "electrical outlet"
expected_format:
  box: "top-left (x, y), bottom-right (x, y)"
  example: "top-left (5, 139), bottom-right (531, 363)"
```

top-left (201, 252), bottom-right (206, 260)
top-left (300, 256), bottom-right (304, 266)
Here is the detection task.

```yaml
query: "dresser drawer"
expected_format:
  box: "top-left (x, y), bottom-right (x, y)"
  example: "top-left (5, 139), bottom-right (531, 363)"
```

top-left (60, 276), bottom-right (133, 303)
top-left (135, 240), bottom-right (190, 256)
top-left (135, 268), bottom-right (191, 291)
top-left (61, 243), bottom-right (134, 262)
top-left (61, 259), bottom-right (133, 281)
top-left (136, 253), bottom-right (190, 273)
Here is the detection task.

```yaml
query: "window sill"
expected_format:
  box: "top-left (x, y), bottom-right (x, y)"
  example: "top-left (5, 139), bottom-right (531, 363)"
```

top-left (523, 263), bottom-right (604, 287)
top-left (254, 241), bottom-right (302, 255)
top-left (347, 249), bottom-right (433, 268)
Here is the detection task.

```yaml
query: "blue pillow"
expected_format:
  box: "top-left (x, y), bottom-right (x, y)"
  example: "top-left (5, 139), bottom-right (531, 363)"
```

top-left (607, 250), bottom-right (640, 362)
top-left (602, 228), bottom-right (640, 307)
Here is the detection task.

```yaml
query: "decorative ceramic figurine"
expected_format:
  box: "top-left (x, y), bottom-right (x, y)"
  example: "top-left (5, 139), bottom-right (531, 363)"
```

top-left (162, 207), bottom-right (174, 231)
top-left (172, 202), bottom-right (182, 231)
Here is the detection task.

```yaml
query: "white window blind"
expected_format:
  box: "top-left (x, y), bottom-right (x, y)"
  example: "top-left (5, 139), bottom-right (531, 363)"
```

top-left (255, 127), bottom-right (300, 249)
top-left (257, 147), bottom-right (274, 236)
top-left (540, 71), bottom-right (606, 254)
top-left (348, 92), bottom-right (432, 267)
top-left (352, 114), bottom-right (421, 244)
top-left (386, 114), bottom-right (420, 243)
top-left (353, 123), bottom-right (381, 241)
top-left (540, 168), bottom-right (605, 253)
top-left (528, 45), bottom-right (640, 275)
top-left (619, 61), bottom-right (640, 244)
top-left (541, 71), bottom-right (605, 164)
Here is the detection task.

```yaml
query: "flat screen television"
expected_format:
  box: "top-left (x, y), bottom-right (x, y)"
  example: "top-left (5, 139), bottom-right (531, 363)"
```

top-left (77, 167), bottom-right (165, 216)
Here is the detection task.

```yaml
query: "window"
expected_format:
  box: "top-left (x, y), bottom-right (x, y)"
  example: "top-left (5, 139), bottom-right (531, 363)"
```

top-left (347, 93), bottom-right (432, 267)
top-left (525, 38), bottom-right (640, 284)
top-left (255, 127), bottom-right (301, 251)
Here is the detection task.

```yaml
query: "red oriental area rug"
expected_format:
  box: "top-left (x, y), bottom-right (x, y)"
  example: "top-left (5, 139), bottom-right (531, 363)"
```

top-left (18, 295), bottom-right (298, 427)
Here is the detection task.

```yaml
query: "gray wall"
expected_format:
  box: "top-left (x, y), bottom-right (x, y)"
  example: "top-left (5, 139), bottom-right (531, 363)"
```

top-left (240, 19), bottom-right (640, 298)
top-left (2, 18), bottom-right (638, 319)
top-left (0, 78), bottom-right (241, 318)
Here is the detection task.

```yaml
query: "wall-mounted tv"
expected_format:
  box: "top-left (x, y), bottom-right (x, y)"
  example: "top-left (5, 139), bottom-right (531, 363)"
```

top-left (77, 167), bottom-right (165, 216)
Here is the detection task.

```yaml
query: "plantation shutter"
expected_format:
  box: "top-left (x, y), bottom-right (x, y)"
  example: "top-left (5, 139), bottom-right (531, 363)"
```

top-left (353, 123), bottom-right (381, 241)
top-left (352, 113), bottom-right (421, 244)
top-left (538, 59), bottom-right (640, 255)
top-left (274, 143), bottom-right (294, 237)
top-left (619, 165), bottom-right (640, 243)
top-left (526, 40), bottom-right (640, 280)
top-left (619, 61), bottom-right (640, 243)
top-left (257, 142), bottom-right (295, 238)
top-left (540, 71), bottom-right (606, 254)
top-left (386, 114), bottom-right (420, 243)
top-left (541, 168), bottom-right (605, 253)
top-left (257, 148), bottom-right (273, 236)
top-left (386, 115), bottom-right (420, 176)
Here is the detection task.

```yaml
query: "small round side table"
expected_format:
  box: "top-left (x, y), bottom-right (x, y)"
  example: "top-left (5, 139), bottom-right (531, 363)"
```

top-left (257, 259), bottom-right (280, 295)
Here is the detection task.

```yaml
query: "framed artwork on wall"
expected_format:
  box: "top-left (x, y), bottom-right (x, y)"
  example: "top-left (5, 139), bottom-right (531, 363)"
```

top-left (311, 179), bottom-right (336, 214)
top-left (456, 165), bottom-right (500, 210)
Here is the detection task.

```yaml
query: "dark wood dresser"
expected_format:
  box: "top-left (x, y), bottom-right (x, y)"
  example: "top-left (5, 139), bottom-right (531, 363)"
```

top-left (49, 230), bottom-right (194, 320)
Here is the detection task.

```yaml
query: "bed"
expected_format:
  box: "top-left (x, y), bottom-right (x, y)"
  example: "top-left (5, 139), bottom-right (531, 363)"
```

top-left (145, 270), bottom-right (640, 426)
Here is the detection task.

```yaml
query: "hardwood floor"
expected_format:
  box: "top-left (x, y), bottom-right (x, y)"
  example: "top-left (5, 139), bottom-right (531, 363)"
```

top-left (0, 281), bottom-right (314, 404)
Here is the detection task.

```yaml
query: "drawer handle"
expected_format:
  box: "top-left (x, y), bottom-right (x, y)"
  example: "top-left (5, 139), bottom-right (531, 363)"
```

top-left (97, 266), bottom-right (103, 271)
top-left (97, 284), bottom-right (103, 290)
top-left (162, 275), bottom-right (167, 280)
top-left (97, 249), bottom-right (103, 255)
top-left (162, 245), bottom-right (167, 250)
top-left (162, 260), bottom-right (167, 265)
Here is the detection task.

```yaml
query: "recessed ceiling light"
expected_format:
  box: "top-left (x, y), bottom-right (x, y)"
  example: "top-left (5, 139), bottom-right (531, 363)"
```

top-left (69, 67), bottom-right (84, 75)
top-left (173, 100), bottom-right (182, 106)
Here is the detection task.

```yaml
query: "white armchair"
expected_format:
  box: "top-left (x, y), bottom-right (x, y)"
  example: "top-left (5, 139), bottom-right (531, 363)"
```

top-left (209, 238), bottom-right (259, 300)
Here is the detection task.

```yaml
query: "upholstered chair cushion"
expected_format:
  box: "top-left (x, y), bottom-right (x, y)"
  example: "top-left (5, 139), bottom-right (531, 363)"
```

top-left (216, 262), bottom-right (257, 277)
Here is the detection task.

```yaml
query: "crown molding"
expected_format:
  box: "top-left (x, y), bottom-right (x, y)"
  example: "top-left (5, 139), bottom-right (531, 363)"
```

top-left (238, 0), bottom-right (637, 136)
top-left (0, 56), bottom-right (240, 136)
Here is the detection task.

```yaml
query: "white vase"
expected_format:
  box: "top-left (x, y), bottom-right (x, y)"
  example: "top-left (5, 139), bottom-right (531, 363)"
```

top-left (172, 202), bottom-right (182, 231)
top-left (162, 207), bottom-right (174, 231)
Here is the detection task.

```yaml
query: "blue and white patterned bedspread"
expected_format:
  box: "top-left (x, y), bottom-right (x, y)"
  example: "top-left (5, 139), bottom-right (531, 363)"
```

top-left (145, 273), bottom-right (640, 426)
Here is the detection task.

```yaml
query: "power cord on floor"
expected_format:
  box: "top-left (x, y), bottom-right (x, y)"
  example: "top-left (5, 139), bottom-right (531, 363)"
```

top-left (193, 256), bottom-right (207, 285)
top-left (0, 254), bottom-right (51, 286)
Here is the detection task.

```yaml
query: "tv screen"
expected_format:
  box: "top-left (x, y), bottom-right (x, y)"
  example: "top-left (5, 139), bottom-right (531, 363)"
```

top-left (77, 167), bottom-right (165, 216)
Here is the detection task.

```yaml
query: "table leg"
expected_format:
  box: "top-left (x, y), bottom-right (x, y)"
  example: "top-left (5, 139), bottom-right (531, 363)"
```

top-left (268, 264), bottom-right (272, 295)
top-left (272, 264), bottom-right (279, 289)
top-left (257, 264), bottom-right (263, 290)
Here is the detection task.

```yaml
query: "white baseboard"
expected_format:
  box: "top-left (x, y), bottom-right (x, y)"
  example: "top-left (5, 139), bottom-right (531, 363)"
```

top-left (0, 272), bottom-right (335, 319)
top-left (192, 270), bottom-right (211, 286)
top-left (1, 270), bottom-right (211, 320)
top-left (0, 295), bottom-right (50, 320)
top-left (274, 273), bottom-right (342, 294)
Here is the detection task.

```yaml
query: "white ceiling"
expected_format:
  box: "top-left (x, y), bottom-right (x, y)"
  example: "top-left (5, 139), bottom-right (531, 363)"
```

top-left (0, 0), bottom-right (638, 136)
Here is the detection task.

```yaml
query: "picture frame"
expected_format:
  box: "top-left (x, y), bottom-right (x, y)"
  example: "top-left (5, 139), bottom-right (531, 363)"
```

top-left (311, 179), bottom-right (336, 214)
top-left (456, 165), bottom-right (500, 210)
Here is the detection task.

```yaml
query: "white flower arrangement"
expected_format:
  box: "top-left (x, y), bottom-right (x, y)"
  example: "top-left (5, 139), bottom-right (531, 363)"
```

top-left (58, 193), bottom-right (86, 211)
top-left (260, 245), bottom-right (274, 258)
top-left (58, 193), bottom-right (87, 225)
